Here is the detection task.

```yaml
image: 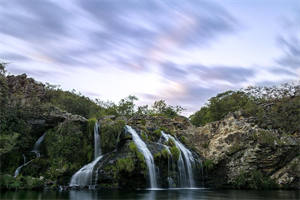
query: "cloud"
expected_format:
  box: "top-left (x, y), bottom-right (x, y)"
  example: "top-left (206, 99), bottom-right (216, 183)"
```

top-left (161, 62), bottom-right (188, 80)
top-left (277, 37), bottom-right (300, 68)
top-left (2, 0), bottom-right (298, 116)
top-left (0, 52), bottom-right (29, 61)
top-left (0, 1), bottom-right (70, 41)
top-left (78, 0), bottom-right (238, 69)
top-left (0, 0), bottom-right (238, 72)
top-left (276, 14), bottom-right (300, 69)
top-left (189, 65), bottom-right (255, 84)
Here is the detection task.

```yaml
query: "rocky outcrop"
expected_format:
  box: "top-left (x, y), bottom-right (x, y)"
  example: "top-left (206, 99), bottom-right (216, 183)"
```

top-left (6, 74), bottom-right (47, 107)
top-left (1, 73), bottom-right (299, 190)
top-left (185, 112), bottom-right (300, 189)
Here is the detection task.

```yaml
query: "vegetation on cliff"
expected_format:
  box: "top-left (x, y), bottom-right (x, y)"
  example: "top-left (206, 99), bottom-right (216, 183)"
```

top-left (190, 83), bottom-right (300, 135)
top-left (1, 63), bottom-right (299, 190)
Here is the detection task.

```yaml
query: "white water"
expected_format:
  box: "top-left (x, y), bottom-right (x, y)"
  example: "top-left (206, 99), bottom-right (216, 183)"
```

top-left (14, 159), bottom-right (34, 177)
top-left (31, 132), bottom-right (46, 157)
top-left (70, 122), bottom-right (102, 187)
top-left (94, 122), bottom-right (101, 159)
top-left (69, 156), bottom-right (103, 187)
top-left (125, 125), bottom-right (158, 188)
top-left (161, 131), bottom-right (195, 187)
top-left (14, 133), bottom-right (46, 177)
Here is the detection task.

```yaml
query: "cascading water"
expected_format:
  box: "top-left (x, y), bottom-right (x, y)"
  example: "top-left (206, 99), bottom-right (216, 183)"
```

top-left (94, 122), bottom-right (101, 159)
top-left (161, 131), bottom-right (195, 188)
top-left (32, 132), bottom-right (46, 157)
top-left (14, 133), bottom-right (46, 177)
top-left (69, 122), bottom-right (103, 187)
top-left (14, 159), bottom-right (34, 177)
top-left (69, 155), bottom-right (103, 187)
top-left (125, 125), bottom-right (158, 188)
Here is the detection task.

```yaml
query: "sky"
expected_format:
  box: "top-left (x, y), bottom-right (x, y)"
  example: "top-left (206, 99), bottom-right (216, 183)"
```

top-left (0, 0), bottom-right (299, 115)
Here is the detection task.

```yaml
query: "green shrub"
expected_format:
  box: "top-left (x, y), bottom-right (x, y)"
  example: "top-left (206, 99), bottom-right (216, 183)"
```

top-left (87, 118), bottom-right (97, 136)
top-left (116, 158), bottom-right (135, 173)
top-left (140, 131), bottom-right (148, 142)
top-left (203, 159), bottom-right (214, 170)
top-left (232, 170), bottom-right (278, 189)
top-left (129, 141), bottom-right (146, 169)
top-left (161, 148), bottom-right (170, 159)
top-left (100, 120), bottom-right (125, 153)
top-left (190, 91), bottom-right (252, 126)
top-left (166, 138), bottom-right (176, 147)
top-left (153, 129), bottom-right (162, 138)
top-left (0, 174), bottom-right (44, 190)
top-left (170, 146), bottom-right (180, 161)
top-left (129, 141), bottom-right (138, 152)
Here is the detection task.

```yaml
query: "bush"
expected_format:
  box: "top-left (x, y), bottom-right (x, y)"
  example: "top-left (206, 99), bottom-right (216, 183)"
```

top-left (116, 158), bottom-right (135, 173)
top-left (190, 91), bottom-right (254, 126)
top-left (100, 120), bottom-right (125, 153)
top-left (203, 159), bottom-right (214, 170)
top-left (0, 174), bottom-right (44, 190)
top-left (232, 170), bottom-right (278, 189)
top-left (170, 146), bottom-right (180, 161)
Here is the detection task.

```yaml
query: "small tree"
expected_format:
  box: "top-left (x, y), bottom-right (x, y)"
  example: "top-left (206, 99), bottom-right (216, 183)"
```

top-left (152, 100), bottom-right (184, 117)
top-left (117, 95), bottom-right (138, 117)
top-left (0, 62), bottom-right (7, 75)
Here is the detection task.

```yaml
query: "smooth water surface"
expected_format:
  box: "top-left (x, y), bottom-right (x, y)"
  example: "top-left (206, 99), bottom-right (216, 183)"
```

top-left (1, 189), bottom-right (299, 200)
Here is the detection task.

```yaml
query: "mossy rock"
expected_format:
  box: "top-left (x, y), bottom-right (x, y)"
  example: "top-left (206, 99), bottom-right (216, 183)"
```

top-left (100, 119), bottom-right (125, 154)
top-left (97, 141), bottom-right (148, 189)
top-left (170, 146), bottom-right (180, 161)
top-left (44, 120), bottom-right (93, 185)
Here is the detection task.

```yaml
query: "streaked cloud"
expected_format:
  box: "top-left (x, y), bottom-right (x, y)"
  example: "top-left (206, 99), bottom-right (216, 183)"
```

top-left (0, 0), bottom-right (299, 115)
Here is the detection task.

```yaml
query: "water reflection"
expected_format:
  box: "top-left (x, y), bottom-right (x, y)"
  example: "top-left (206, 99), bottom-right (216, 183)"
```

top-left (1, 189), bottom-right (299, 200)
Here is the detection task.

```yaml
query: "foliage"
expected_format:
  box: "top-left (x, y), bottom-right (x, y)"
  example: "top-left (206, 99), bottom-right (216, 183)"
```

top-left (232, 170), bottom-right (278, 189)
top-left (190, 91), bottom-right (254, 126)
top-left (203, 159), bottom-right (214, 171)
top-left (87, 118), bottom-right (97, 145)
top-left (116, 158), bottom-right (135, 173)
top-left (166, 138), bottom-right (176, 147)
top-left (100, 120), bottom-right (125, 154)
top-left (170, 146), bottom-right (180, 161)
top-left (252, 130), bottom-right (281, 146)
top-left (161, 148), bottom-right (170, 159)
top-left (190, 83), bottom-right (300, 135)
top-left (45, 86), bottom-right (104, 119)
top-left (0, 132), bottom-right (20, 155)
top-left (0, 63), bottom-right (8, 115)
top-left (140, 131), bottom-right (148, 142)
top-left (152, 100), bottom-right (184, 118)
top-left (96, 95), bottom-right (138, 117)
top-left (0, 174), bottom-right (44, 190)
top-left (129, 141), bottom-right (146, 167)
top-left (44, 121), bottom-right (93, 183)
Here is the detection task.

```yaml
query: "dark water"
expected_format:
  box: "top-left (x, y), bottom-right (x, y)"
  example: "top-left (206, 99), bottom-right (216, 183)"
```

top-left (1, 189), bottom-right (299, 200)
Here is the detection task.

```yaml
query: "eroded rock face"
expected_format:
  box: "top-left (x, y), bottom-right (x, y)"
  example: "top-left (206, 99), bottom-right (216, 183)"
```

top-left (185, 112), bottom-right (300, 189)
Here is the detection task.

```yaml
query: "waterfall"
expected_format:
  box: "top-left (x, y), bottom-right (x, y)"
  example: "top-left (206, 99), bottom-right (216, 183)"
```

top-left (161, 131), bottom-right (195, 188)
top-left (69, 156), bottom-right (103, 187)
top-left (70, 122), bottom-right (102, 187)
top-left (14, 159), bottom-right (35, 177)
top-left (125, 125), bottom-right (158, 188)
top-left (14, 133), bottom-right (46, 177)
top-left (31, 132), bottom-right (46, 157)
top-left (94, 122), bottom-right (101, 159)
